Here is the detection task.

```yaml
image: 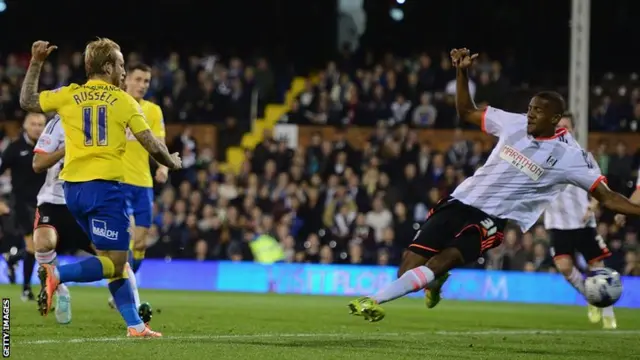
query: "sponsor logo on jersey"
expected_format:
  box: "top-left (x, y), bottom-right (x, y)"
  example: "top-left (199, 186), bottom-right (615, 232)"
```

top-left (37, 137), bottom-right (52, 147)
top-left (499, 145), bottom-right (544, 181)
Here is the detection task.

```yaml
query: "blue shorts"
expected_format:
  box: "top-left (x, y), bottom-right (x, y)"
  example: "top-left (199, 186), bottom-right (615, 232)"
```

top-left (63, 181), bottom-right (130, 251)
top-left (121, 184), bottom-right (154, 228)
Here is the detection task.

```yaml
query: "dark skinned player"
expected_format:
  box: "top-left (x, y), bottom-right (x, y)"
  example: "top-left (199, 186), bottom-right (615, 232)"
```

top-left (348, 48), bottom-right (640, 322)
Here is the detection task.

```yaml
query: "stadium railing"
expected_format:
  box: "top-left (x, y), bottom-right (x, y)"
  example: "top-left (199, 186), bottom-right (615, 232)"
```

top-left (274, 125), bottom-right (640, 153)
top-left (1, 122), bottom-right (636, 156)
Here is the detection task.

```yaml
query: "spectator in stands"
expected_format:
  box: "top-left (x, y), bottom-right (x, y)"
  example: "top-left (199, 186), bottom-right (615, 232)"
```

top-left (2, 50), bottom-right (640, 277)
top-left (412, 92), bottom-right (438, 127)
top-left (608, 142), bottom-right (633, 192)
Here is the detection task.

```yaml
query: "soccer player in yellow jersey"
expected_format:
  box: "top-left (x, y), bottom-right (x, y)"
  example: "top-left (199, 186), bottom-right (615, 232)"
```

top-left (19, 39), bottom-right (181, 338)
top-left (122, 63), bottom-right (166, 274)
top-left (106, 63), bottom-right (165, 312)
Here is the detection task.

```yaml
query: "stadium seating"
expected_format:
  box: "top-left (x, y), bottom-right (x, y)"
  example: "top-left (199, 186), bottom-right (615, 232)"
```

top-left (0, 50), bottom-right (638, 277)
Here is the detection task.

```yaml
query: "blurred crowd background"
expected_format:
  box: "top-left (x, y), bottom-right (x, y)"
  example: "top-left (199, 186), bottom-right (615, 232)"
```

top-left (0, 47), bottom-right (639, 278)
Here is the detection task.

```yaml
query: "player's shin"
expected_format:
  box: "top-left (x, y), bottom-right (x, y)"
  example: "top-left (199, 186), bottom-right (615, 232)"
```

top-left (108, 272), bottom-right (145, 332)
top-left (555, 257), bottom-right (586, 295)
top-left (130, 250), bottom-right (145, 273)
top-left (371, 266), bottom-right (435, 304)
top-left (23, 252), bottom-right (36, 288)
top-left (56, 256), bottom-right (115, 283)
top-left (125, 263), bottom-right (141, 309)
top-left (23, 236), bottom-right (36, 293)
top-left (566, 267), bottom-right (587, 294)
top-left (130, 227), bottom-right (148, 273)
top-left (35, 249), bottom-right (69, 296)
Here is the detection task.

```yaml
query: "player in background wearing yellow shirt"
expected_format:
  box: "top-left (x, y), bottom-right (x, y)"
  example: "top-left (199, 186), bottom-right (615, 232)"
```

top-left (19, 39), bottom-right (181, 337)
top-left (107, 63), bottom-right (166, 313)
top-left (124, 63), bottom-right (167, 273)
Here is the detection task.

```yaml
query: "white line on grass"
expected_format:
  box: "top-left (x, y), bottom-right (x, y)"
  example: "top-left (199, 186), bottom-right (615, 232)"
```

top-left (436, 329), bottom-right (640, 336)
top-left (17, 329), bottom-right (640, 345)
top-left (19, 332), bottom-right (406, 345)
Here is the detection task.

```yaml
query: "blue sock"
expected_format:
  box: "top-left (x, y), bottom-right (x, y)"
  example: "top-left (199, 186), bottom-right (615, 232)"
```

top-left (130, 250), bottom-right (144, 273)
top-left (108, 278), bottom-right (144, 327)
top-left (131, 259), bottom-right (142, 273)
top-left (57, 256), bottom-right (112, 283)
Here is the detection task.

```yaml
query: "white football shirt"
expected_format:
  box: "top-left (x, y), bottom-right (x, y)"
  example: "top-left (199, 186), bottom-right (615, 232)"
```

top-left (544, 184), bottom-right (595, 230)
top-left (544, 133), bottom-right (599, 230)
top-left (451, 107), bottom-right (605, 232)
top-left (34, 115), bottom-right (66, 206)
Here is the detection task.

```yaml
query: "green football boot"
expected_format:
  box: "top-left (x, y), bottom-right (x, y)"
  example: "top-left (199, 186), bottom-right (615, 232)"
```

top-left (348, 297), bottom-right (386, 322)
top-left (425, 272), bottom-right (450, 309)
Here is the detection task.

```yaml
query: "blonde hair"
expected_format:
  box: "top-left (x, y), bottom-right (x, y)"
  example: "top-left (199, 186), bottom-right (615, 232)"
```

top-left (84, 37), bottom-right (121, 78)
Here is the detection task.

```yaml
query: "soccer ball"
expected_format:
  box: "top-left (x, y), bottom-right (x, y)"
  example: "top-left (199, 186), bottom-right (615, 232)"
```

top-left (138, 302), bottom-right (153, 323)
top-left (584, 268), bottom-right (623, 308)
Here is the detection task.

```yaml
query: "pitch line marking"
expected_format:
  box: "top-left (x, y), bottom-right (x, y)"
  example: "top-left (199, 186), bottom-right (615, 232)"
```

top-left (20, 332), bottom-right (405, 345)
top-left (18, 329), bottom-right (640, 345)
top-left (435, 329), bottom-right (640, 336)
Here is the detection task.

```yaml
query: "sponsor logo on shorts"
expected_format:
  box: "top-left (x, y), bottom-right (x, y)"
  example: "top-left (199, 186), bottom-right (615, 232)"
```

top-left (91, 219), bottom-right (119, 241)
top-left (499, 145), bottom-right (544, 181)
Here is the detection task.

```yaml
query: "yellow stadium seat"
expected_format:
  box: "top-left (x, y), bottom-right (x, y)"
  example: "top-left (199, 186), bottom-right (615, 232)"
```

top-left (220, 76), bottom-right (308, 174)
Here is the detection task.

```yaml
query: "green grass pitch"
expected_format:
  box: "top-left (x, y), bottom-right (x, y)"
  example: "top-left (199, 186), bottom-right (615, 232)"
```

top-left (3, 284), bottom-right (639, 359)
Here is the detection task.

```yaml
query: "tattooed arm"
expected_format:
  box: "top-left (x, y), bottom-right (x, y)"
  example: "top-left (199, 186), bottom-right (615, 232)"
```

top-left (133, 129), bottom-right (181, 169)
top-left (19, 60), bottom-right (44, 113)
top-left (20, 41), bottom-right (57, 112)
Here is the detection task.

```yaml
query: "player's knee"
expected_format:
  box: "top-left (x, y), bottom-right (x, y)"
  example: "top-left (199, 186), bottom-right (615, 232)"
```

top-left (426, 248), bottom-right (464, 277)
top-left (103, 253), bottom-right (129, 278)
top-left (398, 250), bottom-right (429, 278)
top-left (554, 257), bottom-right (574, 276)
top-left (397, 265), bottom-right (408, 278)
top-left (133, 227), bottom-right (148, 251)
top-left (33, 229), bottom-right (57, 253)
top-left (588, 260), bottom-right (605, 269)
top-left (111, 261), bottom-right (127, 278)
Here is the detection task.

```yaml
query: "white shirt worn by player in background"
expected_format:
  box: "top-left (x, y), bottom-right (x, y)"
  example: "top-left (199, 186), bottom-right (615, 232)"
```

top-left (451, 107), bottom-right (606, 232)
top-left (545, 185), bottom-right (597, 230)
top-left (544, 135), bottom-right (601, 230)
top-left (34, 115), bottom-right (65, 206)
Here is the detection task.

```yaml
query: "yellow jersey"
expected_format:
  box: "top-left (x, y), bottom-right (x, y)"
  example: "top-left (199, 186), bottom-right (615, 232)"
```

top-left (39, 79), bottom-right (150, 183)
top-left (122, 100), bottom-right (165, 188)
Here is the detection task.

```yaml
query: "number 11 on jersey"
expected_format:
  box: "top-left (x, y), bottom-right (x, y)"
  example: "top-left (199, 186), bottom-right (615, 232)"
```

top-left (83, 105), bottom-right (108, 146)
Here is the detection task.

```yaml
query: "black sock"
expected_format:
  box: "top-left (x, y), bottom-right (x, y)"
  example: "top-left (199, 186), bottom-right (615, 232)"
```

top-left (23, 252), bottom-right (36, 291)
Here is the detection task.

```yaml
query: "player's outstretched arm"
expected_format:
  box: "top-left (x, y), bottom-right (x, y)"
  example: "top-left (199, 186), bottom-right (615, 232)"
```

top-left (451, 48), bottom-right (483, 127)
top-left (32, 148), bottom-right (65, 173)
top-left (20, 41), bottom-right (57, 113)
top-left (628, 187), bottom-right (640, 204)
top-left (592, 182), bottom-right (640, 216)
top-left (133, 129), bottom-right (182, 170)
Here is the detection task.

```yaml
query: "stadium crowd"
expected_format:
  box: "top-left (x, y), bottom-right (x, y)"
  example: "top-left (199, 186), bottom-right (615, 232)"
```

top-left (0, 50), bottom-right (639, 277)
